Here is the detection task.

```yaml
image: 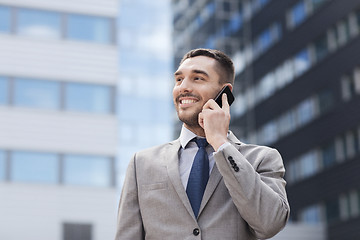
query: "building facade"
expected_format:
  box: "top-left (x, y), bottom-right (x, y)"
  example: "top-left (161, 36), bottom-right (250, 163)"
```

top-left (117, 0), bottom-right (174, 186)
top-left (0, 0), bottom-right (119, 239)
top-left (172, 0), bottom-right (360, 239)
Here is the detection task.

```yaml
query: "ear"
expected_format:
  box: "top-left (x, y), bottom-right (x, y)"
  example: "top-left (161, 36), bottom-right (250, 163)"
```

top-left (223, 83), bottom-right (233, 92)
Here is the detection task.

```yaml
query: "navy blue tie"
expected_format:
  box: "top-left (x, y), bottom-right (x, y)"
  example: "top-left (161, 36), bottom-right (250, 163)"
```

top-left (186, 138), bottom-right (209, 217)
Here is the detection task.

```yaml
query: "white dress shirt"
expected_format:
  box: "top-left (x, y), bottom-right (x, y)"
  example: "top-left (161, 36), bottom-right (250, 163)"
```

top-left (178, 125), bottom-right (217, 189)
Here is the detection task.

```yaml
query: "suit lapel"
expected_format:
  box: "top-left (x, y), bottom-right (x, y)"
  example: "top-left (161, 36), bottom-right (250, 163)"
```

top-left (166, 139), bottom-right (195, 218)
top-left (198, 163), bottom-right (222, 216)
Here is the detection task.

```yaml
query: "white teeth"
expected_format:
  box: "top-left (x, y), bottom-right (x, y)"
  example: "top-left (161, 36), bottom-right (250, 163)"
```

top-left (181, 99), bottom-right (196, 104)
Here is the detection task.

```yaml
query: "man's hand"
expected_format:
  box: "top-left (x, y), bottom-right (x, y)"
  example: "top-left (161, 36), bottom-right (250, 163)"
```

top-left (198, 93), bottom-right (230, 151)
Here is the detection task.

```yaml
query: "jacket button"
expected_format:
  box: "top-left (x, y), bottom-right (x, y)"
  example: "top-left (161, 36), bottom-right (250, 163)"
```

top-left (234, 166), bottom-right (240, 172)
top-left (228, 156), bottom-right (233, 161)
top-left (193, 228), bottom-right (200, 236)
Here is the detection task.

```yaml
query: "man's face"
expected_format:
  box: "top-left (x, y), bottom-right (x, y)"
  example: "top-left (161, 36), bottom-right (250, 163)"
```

top-left (173, 56), bottom-right (224, 128)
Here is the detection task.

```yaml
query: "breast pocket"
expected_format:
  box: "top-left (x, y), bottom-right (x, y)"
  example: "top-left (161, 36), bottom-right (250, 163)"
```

top-left (141, 182), bottom-right (168, 191)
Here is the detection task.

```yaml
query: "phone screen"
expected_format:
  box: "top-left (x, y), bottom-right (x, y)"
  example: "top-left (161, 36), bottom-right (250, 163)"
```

top-left (214, 86), bottom-right (235, 107)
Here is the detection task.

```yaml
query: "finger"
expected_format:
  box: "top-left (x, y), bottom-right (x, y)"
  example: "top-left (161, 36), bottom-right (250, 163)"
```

top-left (222, 93), bottom-right (230, 112)
top-left (203, 98), bottom-right (221, 110)
top-left (198, 112), bottom-right (204, 129)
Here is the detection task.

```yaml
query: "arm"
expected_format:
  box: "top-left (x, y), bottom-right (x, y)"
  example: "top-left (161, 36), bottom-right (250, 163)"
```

top-left (115, 154), bottom-right (144, 240)
top-left (199, 93), bottom-right (289, 238)
top-left (214, 143), bottom-right (289, 239)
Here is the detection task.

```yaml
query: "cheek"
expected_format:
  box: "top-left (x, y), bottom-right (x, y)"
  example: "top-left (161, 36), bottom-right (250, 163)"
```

top-left (172, 87), bottom-right (179, 101)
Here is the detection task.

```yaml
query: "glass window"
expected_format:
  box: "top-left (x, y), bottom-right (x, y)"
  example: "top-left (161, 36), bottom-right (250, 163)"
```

top-left (312, 0), bottom-right (327, 10)
top-left (326, 198), bottom-right (340, 224)
top-left (341, 75), bottom-right (355, 101)
top-left (0, 6), bottom-right (11, 33)
top-left (259, 121), bottom-right (278, 145)
top-left (0, 150), bottom-right (5, 180)
top-left (299, 151), bottom-right (319, 178)
top-left (336, 20), bottom-right (351, 46)
top-left (318, 89), bottom-right (334, 114)
top-left (14, 78), bottom-right (60, 109)
top-left (339, 193), bottom-right (351, 220)
top-left (314, 35), bottom-right (328, 62)
top-left (17, 8), bottom-right (61, 39)
top-left (297, 98), bottom-right (316, 126)
top-left (345, 131), bottom-right (356, 159)
top-left (0, 76), bottom-right (8, 104)
top-left (278, 110), bottom-right (296, 136)
top-left (229, 12), bottom-right (242, 33)
top-left (275, 60), bottom-right (294, 89)
top-left (258, 73), bottom-right (276, 101)
top-left (294, 48), bottom-right (311, 76)
top-left (256, 29), bottom-right (271, 55)
top-left (65, 83), bottom-right (112, 113)
top-left (355, 128), bottom-right (360, 154)
top-left (322, 142), bottom-right (336, 168)
top-left (63, 155), bottom-right (111, 187)
top-left (299, 204), bottom-right (323, 223)
top-left (11, 151), bottom-right (58, 183)
top-left (286, 159), bottom-right (300, 184)
top-left (290, 1), bottom-right (307, 28)
top-left (67, 14), bottom-right (112, 44)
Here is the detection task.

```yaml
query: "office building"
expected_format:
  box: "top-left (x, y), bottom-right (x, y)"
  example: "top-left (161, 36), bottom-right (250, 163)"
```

top-left (172, 0), bottom-right (360, 239)
top-left (117, 0), bottom-right (174, 185)
top-left (0, 0), bottom-right (119, 239)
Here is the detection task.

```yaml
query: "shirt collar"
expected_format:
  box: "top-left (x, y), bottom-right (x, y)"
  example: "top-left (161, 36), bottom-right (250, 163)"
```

top-left (179, 125), bottom-right (198, 149)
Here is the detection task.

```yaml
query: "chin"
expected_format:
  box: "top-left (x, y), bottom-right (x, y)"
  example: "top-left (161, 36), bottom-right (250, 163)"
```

top-left (178, 112), bottom-right (199, 127)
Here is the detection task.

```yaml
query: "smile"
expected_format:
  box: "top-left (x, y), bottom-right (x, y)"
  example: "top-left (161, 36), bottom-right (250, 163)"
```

top-left (180, 99), bottom-right (197, 104)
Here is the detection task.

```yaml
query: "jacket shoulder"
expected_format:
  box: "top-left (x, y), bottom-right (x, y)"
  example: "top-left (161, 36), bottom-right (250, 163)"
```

top-left (134, 139), bottom-right (180, 159)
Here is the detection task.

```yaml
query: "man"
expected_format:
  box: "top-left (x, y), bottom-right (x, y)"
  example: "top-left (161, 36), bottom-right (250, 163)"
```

top-left (115, 48), bottom-right (289, 239)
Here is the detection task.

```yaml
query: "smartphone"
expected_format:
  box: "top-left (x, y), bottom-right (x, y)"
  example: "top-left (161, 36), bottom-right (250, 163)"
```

top-left (214, 85), bottom-right (235, 107)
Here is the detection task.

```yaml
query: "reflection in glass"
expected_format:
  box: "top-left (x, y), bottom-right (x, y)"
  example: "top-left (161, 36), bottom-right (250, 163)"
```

top-left (17, 8), bottom-right (61, 38)
top-left (14, 78), bottom-right (60, 109)
top-left (299, 204), bottom-right (323, 223)
top-left (314, 35), bottom-right (328, 61)
top-left (0, 6), bottom-right (11, 32)
top-left (66, 83), bottom-right (111, 113)
top-left (0, 150), bottom-right (5, 180)
top-left (290, 1), bottom-right (307, 27)
top-left (322, 142), bottom-right (336, 168)
top-left (297, 98), bottom-right (316, 126)
top-left (67, 14), bottom-right (112, 44)
top-left (300, 151), bottom-right (319, 178)
top-left (63, 155), bottom-right (111, 187)
top-left (11, 151), bottom-right (58, 183)
top-left (318, 89), bottom-right (334, 114)
top-left (312, 0), bottom-right (327, 10)
top-left (294, 49), bottom-right (311, 76)
top-left (256, 29), bottom-right (271, 54)
top-left (0, 76), bottom-right (8, 104)
top-left (326, 198), bottom-right (340, 223)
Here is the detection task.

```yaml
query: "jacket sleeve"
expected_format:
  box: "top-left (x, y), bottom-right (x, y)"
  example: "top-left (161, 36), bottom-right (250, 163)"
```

top-left (115, 154), bottom-right (144, 240)
top-left (213, 143), bottom-right (290, 239)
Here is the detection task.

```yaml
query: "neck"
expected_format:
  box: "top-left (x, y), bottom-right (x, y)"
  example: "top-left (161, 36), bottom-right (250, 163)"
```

top-left (184, 124), bottom-right (205, 137)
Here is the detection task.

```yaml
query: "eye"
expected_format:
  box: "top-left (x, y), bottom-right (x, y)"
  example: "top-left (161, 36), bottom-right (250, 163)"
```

top-left (175, 77), bottom-right (183, 83)
top-left (194, 76), bottom-right (204, 81)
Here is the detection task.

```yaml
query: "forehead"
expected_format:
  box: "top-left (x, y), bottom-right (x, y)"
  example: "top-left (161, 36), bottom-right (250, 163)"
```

top-left (176, 56), bottom-right (220, 77)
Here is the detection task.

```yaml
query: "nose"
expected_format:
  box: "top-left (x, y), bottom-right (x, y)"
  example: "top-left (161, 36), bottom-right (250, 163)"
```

top-left (178, 77), bottom-right (192, 93)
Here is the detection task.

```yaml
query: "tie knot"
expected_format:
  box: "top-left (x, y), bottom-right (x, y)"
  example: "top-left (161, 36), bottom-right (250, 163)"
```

top-left (194, 138), bottom-right (208, 148)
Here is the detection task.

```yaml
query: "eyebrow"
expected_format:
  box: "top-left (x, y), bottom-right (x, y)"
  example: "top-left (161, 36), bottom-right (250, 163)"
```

top-left (174, 69), bottom-right (209, 77)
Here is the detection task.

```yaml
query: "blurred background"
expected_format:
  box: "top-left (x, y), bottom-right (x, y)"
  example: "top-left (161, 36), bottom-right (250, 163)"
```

top-left (0, 0), bottom-right (360, 239)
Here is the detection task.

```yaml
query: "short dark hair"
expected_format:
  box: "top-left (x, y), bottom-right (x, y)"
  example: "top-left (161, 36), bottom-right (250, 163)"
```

top-left (180, 48), bottom-right (235, 85)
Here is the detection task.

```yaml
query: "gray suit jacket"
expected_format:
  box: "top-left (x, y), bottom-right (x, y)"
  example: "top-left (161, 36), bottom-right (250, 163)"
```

top-left (115, 132), bottom-right (289, 240)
